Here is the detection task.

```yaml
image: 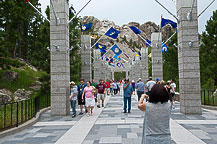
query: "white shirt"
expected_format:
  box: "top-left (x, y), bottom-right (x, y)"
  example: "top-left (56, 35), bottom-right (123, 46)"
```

top-left (147, 80), bottom-right (156, 91)
top-left (171, 83), bottom-right (176, 92)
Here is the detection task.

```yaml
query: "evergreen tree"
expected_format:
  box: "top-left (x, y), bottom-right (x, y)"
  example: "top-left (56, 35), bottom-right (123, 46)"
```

top-left (200, 10), bottom-right (217, 88)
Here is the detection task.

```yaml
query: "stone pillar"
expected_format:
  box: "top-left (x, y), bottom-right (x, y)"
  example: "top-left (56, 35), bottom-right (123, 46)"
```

top-left (50, 0), bottom-right (70, 116)
top-left (151, 32), bottom-right (163, 81)
top-left (141, 47), bottom-right (149, 82)
top-left (126, 70), bottom-right (129, 79)
top-left (93, 49), bottom-right (101, 83)
top-left (111, 71), bottom-right (115, 80)
top-left (81, 35), bottom-right (92, 81)
top-left (177, 0), bottom-right (201, 114)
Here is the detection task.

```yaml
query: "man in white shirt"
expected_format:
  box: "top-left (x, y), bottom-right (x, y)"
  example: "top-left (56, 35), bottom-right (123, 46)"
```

top-left (147, 77), bottom-right (156, 93)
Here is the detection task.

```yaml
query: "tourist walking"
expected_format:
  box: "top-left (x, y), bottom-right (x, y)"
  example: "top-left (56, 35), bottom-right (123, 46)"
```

top-left (91, 79), bottom-right (98, 102)
top-left (69, 81), bottom-right (78, 118)
top-left (110, 80), bottom-right (114, 95)
top-left (105, 79), bottom-right (110, 95)
top-left (147, 77), bottom-right (156, 94)
top-left (77, 78), bottom-right (87, 115)
top-left (136, 78), bottom-right (145, 101)
top-left (138, 84), bottom-right (171, 144)
top-left (123, 78), bottom-right (133, 113)
top-left (96, 79), bottom-right (106, 108)
top-left (113, 81), bottom-right (118, 95)
top-left (82, 81), bottom-right (95, 116)
top-left (131, 80), bottom-right (136, 95)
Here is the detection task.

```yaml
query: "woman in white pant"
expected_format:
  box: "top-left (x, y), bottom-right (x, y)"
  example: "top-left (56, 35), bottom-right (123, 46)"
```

top-left (82, 81), bottom-right (95, 116)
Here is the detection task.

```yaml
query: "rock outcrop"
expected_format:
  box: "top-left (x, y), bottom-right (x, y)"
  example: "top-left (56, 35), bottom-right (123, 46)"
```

top-left (0, 89), bottom-right (12, 104)
top-left (13, 89), bottom-right (32, 101)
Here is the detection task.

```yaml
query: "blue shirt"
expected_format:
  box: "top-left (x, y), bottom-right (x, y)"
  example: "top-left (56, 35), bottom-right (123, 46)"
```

top-left (136, 81), bottom-right (145, 92)
top-left (123, 84), bottom-right (133, 97)
top-left (77, 83), bottom-right (87, 97)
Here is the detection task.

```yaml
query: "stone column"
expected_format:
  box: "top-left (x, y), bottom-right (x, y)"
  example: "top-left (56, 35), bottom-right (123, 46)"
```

top-left (93, 49), bottom-right (101, 83)
top-left (81, 35), bottom-right (92, 81)
top-left (151, 32), bottom-right (163, 81)
top-left (50, 0), bottom-right (70, 116)
top-left (111, 71), bottom-right (115, 80)
top-left (177, 0), bottom-right (202, 114)
top-left (141, 47), bottom-right (149, 82)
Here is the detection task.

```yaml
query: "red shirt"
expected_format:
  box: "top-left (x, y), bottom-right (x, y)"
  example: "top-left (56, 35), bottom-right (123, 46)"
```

top-left (105, 82), bottom-right (110, 88)
top-left (96, 83), bottom-right (106, 94)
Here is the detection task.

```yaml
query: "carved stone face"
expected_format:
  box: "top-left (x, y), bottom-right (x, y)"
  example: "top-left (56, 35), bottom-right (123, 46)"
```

top-left (102, 19), bottom-right (109, 27)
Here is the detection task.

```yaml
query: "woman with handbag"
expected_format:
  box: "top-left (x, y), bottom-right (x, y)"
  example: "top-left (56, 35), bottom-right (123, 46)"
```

top-left (82, 81), bottom-right (95, 116)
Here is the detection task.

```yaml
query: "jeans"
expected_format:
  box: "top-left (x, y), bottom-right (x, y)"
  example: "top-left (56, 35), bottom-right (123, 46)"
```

top-left (70, 100), bottom-right (76, 115)
top-left (137, 91), bottom-right (144, 101)
top-left (123, 96), bottom-right (131, 112)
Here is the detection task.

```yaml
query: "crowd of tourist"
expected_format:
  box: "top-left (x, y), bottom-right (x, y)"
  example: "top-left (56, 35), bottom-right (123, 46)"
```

top-left (70, 77), bottom-right (177, 143)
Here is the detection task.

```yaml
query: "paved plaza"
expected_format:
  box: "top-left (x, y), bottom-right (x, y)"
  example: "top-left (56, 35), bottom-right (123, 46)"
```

top-left (0, 89), bottom-right (217, 144)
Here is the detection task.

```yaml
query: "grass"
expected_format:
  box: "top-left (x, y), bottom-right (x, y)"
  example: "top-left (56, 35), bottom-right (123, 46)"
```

top-left (201, 90), bottom-right (217, 106)
top-left (0, 66), bottom-right (47, 93)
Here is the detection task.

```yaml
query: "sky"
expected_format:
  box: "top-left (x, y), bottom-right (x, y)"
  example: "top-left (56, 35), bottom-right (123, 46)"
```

top-left (38, 0), bottom-right (217, 34)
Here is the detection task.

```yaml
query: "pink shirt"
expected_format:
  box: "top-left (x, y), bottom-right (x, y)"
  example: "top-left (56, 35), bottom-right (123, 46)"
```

top-left (84, 86), bottom-right (94, 98)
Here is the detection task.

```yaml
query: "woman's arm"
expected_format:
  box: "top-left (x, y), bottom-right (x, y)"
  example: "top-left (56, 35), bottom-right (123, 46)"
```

top-left (82, 90), bottom-right (85, 100)
top-left (138, 94), bottom-right (147, 112)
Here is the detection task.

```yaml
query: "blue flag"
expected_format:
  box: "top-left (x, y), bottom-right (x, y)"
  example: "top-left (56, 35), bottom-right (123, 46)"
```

top-left (129, 26), bottom-right (141, 34)
top-left (146, 39), bottom-right (151, 47)
top-left (110, 58), bottom-right (114, 63)
top-left (117, 63), bottom-right (121, 68)
top-left (111, 44), bottom-right (122, 56)
top-left (114, 54), bottom-right (121, 61)
top-left (95, 43), bottom-right (107, 53)
top-left (108, 62), bottom-right (115, 67)
top-left (161, 18), bottom-right (177, 29)
top-left (121, 63), bottom-right (125, 68)
top-left (81, 23), bottom-right (92, 31)
top-left (105, 27), bottom-right (120, 39)
top-left (162, 42), bottom-right (168, 54)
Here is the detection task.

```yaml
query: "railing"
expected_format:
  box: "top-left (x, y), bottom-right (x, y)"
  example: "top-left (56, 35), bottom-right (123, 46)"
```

top-left (201, 89), bottom-right (217, 106)
top-left (0, 94), bottom-right (50, 132)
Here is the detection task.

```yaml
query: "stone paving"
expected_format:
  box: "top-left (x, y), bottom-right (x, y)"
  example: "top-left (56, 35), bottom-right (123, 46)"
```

top-left (0, 89), bottom-right (217, 144)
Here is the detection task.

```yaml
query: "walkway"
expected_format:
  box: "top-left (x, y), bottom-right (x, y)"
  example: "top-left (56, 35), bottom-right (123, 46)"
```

top-left (0, 90), bottom-right (217, 144)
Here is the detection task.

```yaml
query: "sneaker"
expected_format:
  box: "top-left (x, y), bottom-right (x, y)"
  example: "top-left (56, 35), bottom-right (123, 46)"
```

top-left (102, 104), bottom-right (104, 107)
top-left (97, 105), bottom-right (100, 108)
top-left (128, 111), bottom-right (131, 113)
top-left (85, 109), bottom-right (88, 113)
top-left (79, 112), bottom-right (83, 115)
top-left (123, 111), bottom-right (127, 113)
top-left (91, 111), bottom-right (93, 115)
top-left (72, 114), bottom-right (76, 118)
top-left (87, 113), bottom-right (90, 117)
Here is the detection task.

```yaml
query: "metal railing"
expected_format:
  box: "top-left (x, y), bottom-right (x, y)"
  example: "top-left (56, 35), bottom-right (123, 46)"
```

top-left (201, 89), bottom-right (217, 106)
top-left (0, 94), bottom-right (50, 132)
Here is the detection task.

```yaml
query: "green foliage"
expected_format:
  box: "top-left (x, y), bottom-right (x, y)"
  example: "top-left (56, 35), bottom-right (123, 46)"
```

top-left (114, 72), bottom-right (126, 80)
top-left (0, 57), bottom-right (25, 69)
top-left (200, 10), bottom-right (217, 88)
top-left (0, 66), bottom-right (47, 93)
top-left (163, 33), bottom-right (178, 86)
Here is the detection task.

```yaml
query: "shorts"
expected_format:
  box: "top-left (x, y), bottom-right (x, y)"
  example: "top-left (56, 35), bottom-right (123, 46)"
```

top-left (78, 97), bottom-right (85, 105)
top-left (106, 88), bottom-right (110, 92)
top-left (85, 98), bottom-right (95, 107)
top-left (98, 93), bottom-right (105, 100)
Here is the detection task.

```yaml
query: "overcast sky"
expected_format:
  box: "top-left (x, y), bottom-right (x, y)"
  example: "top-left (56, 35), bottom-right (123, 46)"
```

top-left (39, 0), bottom-right (217, 33)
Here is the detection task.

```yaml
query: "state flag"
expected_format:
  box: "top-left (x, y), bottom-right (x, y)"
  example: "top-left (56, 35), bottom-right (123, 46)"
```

top-left (81, 23), bottom-right (92, 31)
top-left (162, 42), bottom-right (168, 54)
top-left (105, 27), bottom-right (120, 39)
top-left (129, 26), bottom-right (141, 34)
top-left (111, 44), bottom-right (122, 56)
top-left (161, 18), bottom-right (177, 29)
top-left (114, 54), bottom-right (121, 61)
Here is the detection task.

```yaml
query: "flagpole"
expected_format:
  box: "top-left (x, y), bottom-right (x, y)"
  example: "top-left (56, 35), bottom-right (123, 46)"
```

top-left (163, 30), bottom-right (177, 45)
top-left (198, 0), bottom-right (216, 18)
top-left (50, 0), bottom-right (59, 24)
top-left (68, 0), bottom-right (92, 25)
top-left (157, 14), bottom-right (163, 49)
top-left (138, 34), bottom-right (152, 47)
top-left (128, 26), bottom-right (152, 47)
top-left (27, 1), bottom-right (50, 23)
top-left (154, 0), bottom-right (178, 22)
top-left (91, 26), bottom-right (112, 49)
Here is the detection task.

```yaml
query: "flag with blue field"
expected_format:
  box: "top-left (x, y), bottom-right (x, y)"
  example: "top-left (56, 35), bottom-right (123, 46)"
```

top-left (129, 26), bottom-right (141, 34)
top-left (81, 23), bottom-right (92, 31)
top-left (161, 18), bottom-right (177, 29)
top-left (162, 42), bottom-right (168, 54)
top-left (111, 44), bottom-right (122, 56)
top-left (105, 27), bottom-right (120, 39)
